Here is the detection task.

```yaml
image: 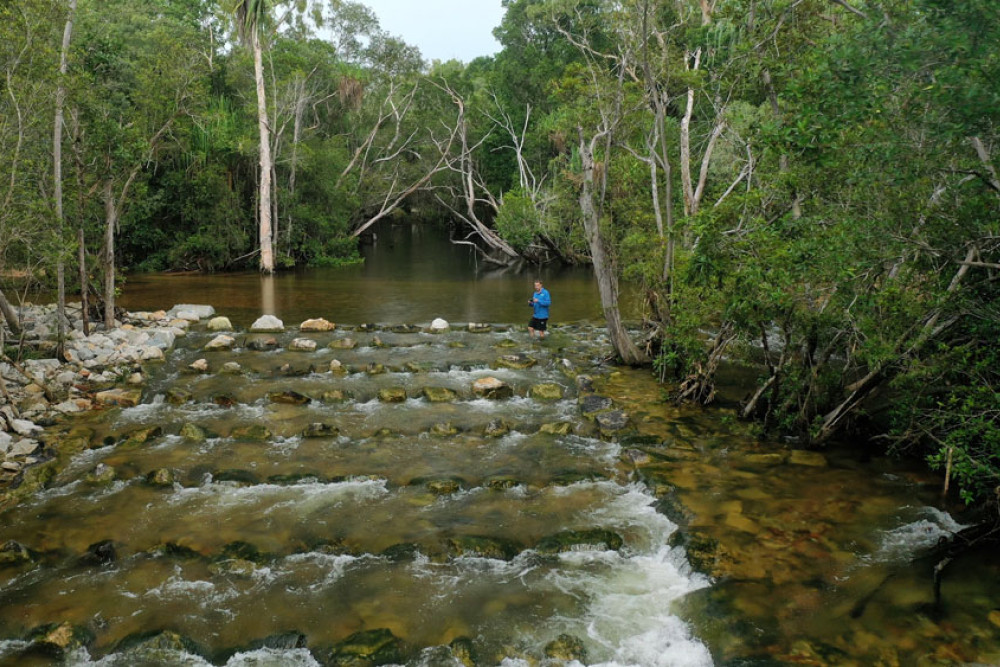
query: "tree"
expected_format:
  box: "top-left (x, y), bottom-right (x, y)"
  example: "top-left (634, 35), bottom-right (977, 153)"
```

top-left (233, 0), bottom-right (275, 273)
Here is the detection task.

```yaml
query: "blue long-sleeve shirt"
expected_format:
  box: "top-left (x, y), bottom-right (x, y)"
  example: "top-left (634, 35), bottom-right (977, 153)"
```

top-left (531, 288), bottom-right (551, 319)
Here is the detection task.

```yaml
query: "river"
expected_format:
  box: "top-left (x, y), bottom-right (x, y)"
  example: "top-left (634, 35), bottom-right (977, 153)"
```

top-left (0, 223), bottom-right (997, 666)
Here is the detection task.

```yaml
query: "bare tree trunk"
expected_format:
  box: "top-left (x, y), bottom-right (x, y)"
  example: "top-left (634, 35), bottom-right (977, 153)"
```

top-left (0, 289), bottom-right (20, 336)
top-left (579, 129), bottom-right (648, 365)
top-left (253, 42), bottom-right (274, 274)
top-left (53, 0), bottom-right (76, 351)
top-left (102, 180), bottom-right (117, 329)
top-left (70, 108), bottom-right (89, 336)
top-left (287, 77), bottom-right (306, 246)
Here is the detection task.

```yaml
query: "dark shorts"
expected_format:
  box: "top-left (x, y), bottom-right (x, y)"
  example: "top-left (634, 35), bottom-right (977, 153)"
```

top-left (529, 317), bottom-right (548, 331)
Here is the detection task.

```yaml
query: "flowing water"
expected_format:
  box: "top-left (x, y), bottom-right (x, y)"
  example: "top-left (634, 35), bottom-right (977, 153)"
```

top-left (1, 224), bottom-right (998, 666)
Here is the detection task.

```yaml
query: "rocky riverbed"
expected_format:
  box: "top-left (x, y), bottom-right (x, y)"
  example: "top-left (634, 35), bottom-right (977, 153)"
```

top-left (1, 303), bottom-right (998, 666)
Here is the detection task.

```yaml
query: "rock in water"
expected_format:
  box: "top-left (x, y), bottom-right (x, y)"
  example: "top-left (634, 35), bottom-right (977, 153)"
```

top-left (250, 315), bottom-right (284, 333)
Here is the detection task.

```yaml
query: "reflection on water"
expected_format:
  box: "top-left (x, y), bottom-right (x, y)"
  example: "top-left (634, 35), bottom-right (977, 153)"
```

top-left (120, 223), bottom-right (611, 327)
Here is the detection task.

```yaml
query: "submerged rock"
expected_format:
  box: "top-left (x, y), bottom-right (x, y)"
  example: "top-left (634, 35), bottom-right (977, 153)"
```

top-left (213, 469), bottom-right (260, 486)
top-left (494, 354), bottom-right (537, 370)
top-left (26, 622), bottom-right (95, 658)
top-left (442, 535), bottom-right (522, 561)
top-left (0, 540), bottom-right (34, 567)
top-left (302, 423), bottom-right (338, 438)
top-left (268, 390), bottom-right (311, 405)
top-left (467, 323), bottom-right (492, 333)
top-left (540, 422), bottom-right (572, 436)
top-left (231, 424), bottom-right (271, 441)
top-left (430, 423), bottom-right (458, 437)
top-left (113, 630), bottom-right (204, 660)
top-left (579, 395), bottom-right (613, 415)
top-left (484, 419), bottom-right (510, 438)
top-left (247, 336), bottom-right (279, 351)
top-left (545, 634), bottom-right (587, 662)
top-left (378, 387), bottom-right (407, 403)
top-left (789, 450), bottom-right (828, 467)
top-left (530, 383), bottom-right (564, 400)
top-left (328, 338), bottom-right (357, 350)
top-left (422, 386), bottom-right (457, 403)
top-left (324, 628), bottom-right (404, 666)
top-left (535, 529), bottom-right (624, 554)
top-left (84, 463), bottom-right (116, 484)
top-left (145, 468), bottom-right (176, 487)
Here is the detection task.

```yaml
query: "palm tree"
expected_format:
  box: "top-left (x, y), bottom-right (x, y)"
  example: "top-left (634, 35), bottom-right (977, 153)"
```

top-left (233, 0), bottom-right (274, 273)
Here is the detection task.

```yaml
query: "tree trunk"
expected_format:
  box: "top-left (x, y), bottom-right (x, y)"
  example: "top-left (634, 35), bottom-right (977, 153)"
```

top-left (578, 129), bottom-right (648, 365)
top-left (0, 288), bottom-right (20, 336)
top-left (254, 42), bottom-right (274, 274)
top-left (53, 0), bottom-right (77, 349)
top-left (102, 181), bottom-right (117, 329)
top-left (78, 225), bottom-right (89, 336)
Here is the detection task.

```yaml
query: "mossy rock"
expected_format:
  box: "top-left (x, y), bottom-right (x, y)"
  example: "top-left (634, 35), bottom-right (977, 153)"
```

top-left (485, 476), bottom-right (520, 490)
top-left (422, 386), bottom-right (457, 403)
top-left (0, 540), bottom-right (35, 567)
top-left (493, 339), bottom-right (518, 349)
top-left (326, 628), bottom-right (405, 666)
top-left (246, 336), bottom-right (279, 351)
top-left (742, 452), bottom-right (788, 466)
top-left (789, 449), bottom-right (828, 467)
top-left (267, 473), bottom-right (322, 485)
top-left (84, 463), bottom-right (116, 484)
top-left (471, 377), bottom-right (513, 400)
top-left (467, 323), bottom-right (492, 333)
top-left (213, 394), bottom-right (238, 408)
top-left (268, 390), bottom-right (311, 405)
top-left (424, 478), bottom-right (464, 495)
top-left (595, 410), bottom-right (632, 437)
top-left (539, 421), bottom-right (573, 436)
top-left (149, 542), bottom-right (202, 560)
top-left (145, 468), bottom-right (176, 487)
top-left (303, 423), bottom-right (339, 438)
top-left (391, 324), bottom-right (421, 334)
top-left (179, 423), bottom-right (207, 442)
top-left (529, 383), bottom-right (564, 400)
top-left (380, 543), bottom-right (421, 561)
top-left (493, 354), bottom-right (537, 370)
top-left (442, 535), bottom-right (522, 561)
top-left (429, 422), bottom-right (458, 437)
top-left (484, 419), bottom-right (510, 438)
top-left (113, 630), bottom-right (205, 660)
top-left (544, 633), bottom-right (587, 661)
top-left (322, 390), bottom-right (350, 403)
top-left (449, 637), bottom-right (478, 667)
top-left (670, 530), bottom-right (721, 577)
top-left (209, 558), bottom-right (258, 578)
top-left (26, 622), bottom-right (95, 657)
top-left (550, 470), bottom-right (607, 486)
top-left (378, 387), bottom-right (407, 403)
top-left (579, 395), bottom-right (613, 416)
top-left (120, 426), bottom-right (163, 449)
top-left (328, 338), bottom-right (357, 350)
top-left (231, 424), bottom-right (271, 441)
top-left (447, 341), bottom-right (468, 348)
top-left (535, 529), bottom-right (624, 554)
top-left (213, 469), bottom-right (260, 485)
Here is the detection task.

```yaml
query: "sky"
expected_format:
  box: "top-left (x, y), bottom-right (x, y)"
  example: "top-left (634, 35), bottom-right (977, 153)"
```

top-left (360, 0), bottom-right (506, 63)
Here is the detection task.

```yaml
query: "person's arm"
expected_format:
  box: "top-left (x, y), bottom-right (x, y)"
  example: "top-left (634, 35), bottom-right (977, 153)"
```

top-left (537, 289), bottom-right (551, 307)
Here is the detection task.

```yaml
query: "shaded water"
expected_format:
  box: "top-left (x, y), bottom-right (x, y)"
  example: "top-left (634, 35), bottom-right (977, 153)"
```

top-left (2, 224), bottom-right (998, 665)
top-left (119, 224), bottom-right (611, 327)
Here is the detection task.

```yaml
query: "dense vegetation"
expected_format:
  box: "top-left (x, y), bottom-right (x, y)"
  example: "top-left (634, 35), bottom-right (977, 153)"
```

top-left (1, 0), bottom-right (998, 518)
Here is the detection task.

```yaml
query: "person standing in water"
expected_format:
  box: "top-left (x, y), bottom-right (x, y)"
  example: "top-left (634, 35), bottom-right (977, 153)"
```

top-left (527, 279), bottom-right (551, 339)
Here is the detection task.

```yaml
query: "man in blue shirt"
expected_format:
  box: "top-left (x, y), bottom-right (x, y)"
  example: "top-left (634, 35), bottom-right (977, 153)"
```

top-left (528, 279), bottom-right (551, 339)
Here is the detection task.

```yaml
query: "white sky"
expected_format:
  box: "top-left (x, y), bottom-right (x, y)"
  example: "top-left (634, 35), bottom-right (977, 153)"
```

top-left (360, 0), bottom-right (506, 63)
